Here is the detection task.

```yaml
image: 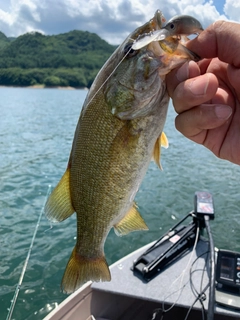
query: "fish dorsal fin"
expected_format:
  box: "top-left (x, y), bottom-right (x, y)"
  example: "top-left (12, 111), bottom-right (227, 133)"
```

top-left (153, 132), bottom-right (169, 170)
top-left (45, 168), bottom-right (75, 222)
top-left (114, 203), bottom-right (148, 236)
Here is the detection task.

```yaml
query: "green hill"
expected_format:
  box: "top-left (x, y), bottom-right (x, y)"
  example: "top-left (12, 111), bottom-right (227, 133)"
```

top-left (0, 31), bottom-right (11, 50)
top-left (0, 30), bottom-right (116, 88)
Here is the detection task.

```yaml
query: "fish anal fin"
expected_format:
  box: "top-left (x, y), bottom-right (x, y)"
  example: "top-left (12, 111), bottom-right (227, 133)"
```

top-left (45, 168), bottom-right (75, 222)
top-left (114, 203), bottom-right (148, 236)
top-left (153, 132), bottom-right (169, 170)
top-left (61, 247), bottom-right (111, 294)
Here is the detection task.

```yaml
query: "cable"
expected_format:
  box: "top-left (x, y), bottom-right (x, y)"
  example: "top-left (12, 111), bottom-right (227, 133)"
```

top-left (149, 211), bottom-right (215, 320)
top-left (189, 250), bottom-right (209, 298)
top-left (204, 215), bottom-right (215, 320)
top-left (6, 185), bottom-right (52, 320)
top-left (184, 282), bottom-right (209, 320)
top-left (161, 223), bottom-right (200, 314)
top-left (185, 249), bottom-right (209, 319)
top-left (149, 222), bottom-right (200, 320)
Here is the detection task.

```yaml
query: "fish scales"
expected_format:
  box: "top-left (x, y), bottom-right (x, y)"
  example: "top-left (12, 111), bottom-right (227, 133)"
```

top-left (45, 10), bottom-right (203, 293)
top-left (72, 88), bottom-right (161, 243)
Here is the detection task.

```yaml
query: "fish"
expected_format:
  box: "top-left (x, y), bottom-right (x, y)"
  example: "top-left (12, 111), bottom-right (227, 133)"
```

top-left (45, 10), bottom-right (203, 294)
top-left (131, 14), bottom-right (203, 50)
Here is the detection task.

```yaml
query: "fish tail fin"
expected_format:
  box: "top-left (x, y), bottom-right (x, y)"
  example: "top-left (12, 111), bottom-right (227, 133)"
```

top-left (61, 246), bottom-right (111, 294)
top-left (45, 168), bottom-right (75, 222)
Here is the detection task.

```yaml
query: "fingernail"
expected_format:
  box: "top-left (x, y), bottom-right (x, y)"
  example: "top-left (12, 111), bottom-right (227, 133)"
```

top-left (215, 105), bottom-right (232, 119)
top-left (189, 75), bottom-right (209, 95)
top-left (176, 62), bottom-right (189, 82)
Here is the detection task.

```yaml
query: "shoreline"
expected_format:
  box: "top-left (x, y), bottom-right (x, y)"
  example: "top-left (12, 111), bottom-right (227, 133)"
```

top-left (0, 85), bottom-right (89, 90)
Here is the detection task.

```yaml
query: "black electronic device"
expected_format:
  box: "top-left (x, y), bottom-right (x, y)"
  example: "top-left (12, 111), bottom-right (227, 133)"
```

top-left (215, 249), bottom-right (240, 309)
top-left (216, 250), bottom-right (240, 289)
top-left (194, 191), bottom-right (214, 218)
top-left (132, 213), bottom-right (198, 281)
top-left (132, 192), bottom-right (216, 281)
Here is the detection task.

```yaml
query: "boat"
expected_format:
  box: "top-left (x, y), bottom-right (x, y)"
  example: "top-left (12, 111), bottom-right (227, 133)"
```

top-left (43, 193), bottom-right (240, 320)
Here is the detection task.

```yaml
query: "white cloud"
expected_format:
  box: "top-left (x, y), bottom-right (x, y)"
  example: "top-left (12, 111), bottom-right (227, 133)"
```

top-left (224, 0), bottom-right (240, 21)
top-left (0, 0), bottom-right (45, 35)
top-left (0, 0), bottom-right (237, 44)
top-left (0, 8), bottom-right (12, 25)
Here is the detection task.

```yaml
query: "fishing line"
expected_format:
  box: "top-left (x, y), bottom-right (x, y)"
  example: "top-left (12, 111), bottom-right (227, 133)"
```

top-left (5, 45), bottom-right (141, 320)
top-left (44, 223), bottom-right (53, 233)
top-left (6, 184), bottom-right (52, 320)
top-left (83, 46), bottom-right (133, 111)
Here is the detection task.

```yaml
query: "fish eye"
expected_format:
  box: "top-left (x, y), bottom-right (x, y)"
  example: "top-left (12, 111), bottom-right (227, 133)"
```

top-left (124, 44), bottom-right (139, 58)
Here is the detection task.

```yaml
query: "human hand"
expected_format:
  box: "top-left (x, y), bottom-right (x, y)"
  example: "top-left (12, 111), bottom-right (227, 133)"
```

top-left (166, 21), bottom-right (240, 165)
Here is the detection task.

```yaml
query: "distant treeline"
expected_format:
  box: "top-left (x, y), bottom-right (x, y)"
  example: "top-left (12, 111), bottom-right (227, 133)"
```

top-left (0, 30), bottom-right (116, 88)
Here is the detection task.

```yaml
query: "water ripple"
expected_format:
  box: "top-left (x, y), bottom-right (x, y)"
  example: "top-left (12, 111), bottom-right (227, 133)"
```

top-left (0, 88), bottom-right (240, 319)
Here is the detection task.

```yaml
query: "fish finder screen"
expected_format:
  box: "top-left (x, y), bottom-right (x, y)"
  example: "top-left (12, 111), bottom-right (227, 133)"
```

top-left (220, 256), bottom-right (235, 281)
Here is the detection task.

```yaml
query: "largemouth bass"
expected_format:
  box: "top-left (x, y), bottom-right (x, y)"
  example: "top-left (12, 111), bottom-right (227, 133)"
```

top-left (45, 10), bottom-right (203, 294)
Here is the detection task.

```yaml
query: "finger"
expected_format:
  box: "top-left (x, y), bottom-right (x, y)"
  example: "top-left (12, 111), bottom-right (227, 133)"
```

top-left (227, 65), bottom-right (240, 101)
top-left (166, 60), bottom-right (200, 97)
top-left (197, 59), bottom-right (213, 74)
top-left (187, 21), bottom-right (240, 67)
top-left (175, 104), bottom-right (232, 144)
top-left (212, 87), bottom-right (235, 107)
top-left (172, 73), bottom-right (219, 113)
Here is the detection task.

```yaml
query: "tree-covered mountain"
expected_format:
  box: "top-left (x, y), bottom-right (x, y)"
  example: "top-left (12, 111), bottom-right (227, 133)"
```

top-left (0, 30), bottom-right (117, 88)
top-left (0, 31), bottom-right (12, 49)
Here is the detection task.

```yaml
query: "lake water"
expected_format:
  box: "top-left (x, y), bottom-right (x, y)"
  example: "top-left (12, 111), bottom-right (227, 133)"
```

top-left (0, 87), bottom-right (240, 319)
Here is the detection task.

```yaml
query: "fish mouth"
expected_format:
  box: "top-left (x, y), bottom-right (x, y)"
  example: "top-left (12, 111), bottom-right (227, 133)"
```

top-left (159, 37), bottom-right (201, 62)
top-left (175, 43), bottom-right (200, 62)
top-left (131, 11), bottom-right (203, 62)
top-left (145, 36), bottom-right (200, 73)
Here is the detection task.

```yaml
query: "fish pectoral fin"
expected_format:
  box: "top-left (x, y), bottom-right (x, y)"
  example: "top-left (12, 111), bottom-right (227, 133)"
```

top-left (45, 168), bottom-right (75, 222)
top-left (61, 247), bottom-right (111, 294)
top-left (152, 132), bottom-right (169, 170)
top-left (114, 203), bottom-right (148, 236)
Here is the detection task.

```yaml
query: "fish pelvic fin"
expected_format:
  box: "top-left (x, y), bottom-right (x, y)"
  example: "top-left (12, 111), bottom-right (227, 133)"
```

top-left (152, 132), bottom-right (169, 170)
top-left (45, 168), bottom-right (75, 222)
top-left (160, 132), bottom-right (169, 148)
top-left (114, 203), bottom-right (148, 236)
top-left (61, 246), bottom-right (111, 294)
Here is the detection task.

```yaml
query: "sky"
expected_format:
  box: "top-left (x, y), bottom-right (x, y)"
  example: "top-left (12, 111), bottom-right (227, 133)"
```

top-left (0, 0), bottom-right (239, 45)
